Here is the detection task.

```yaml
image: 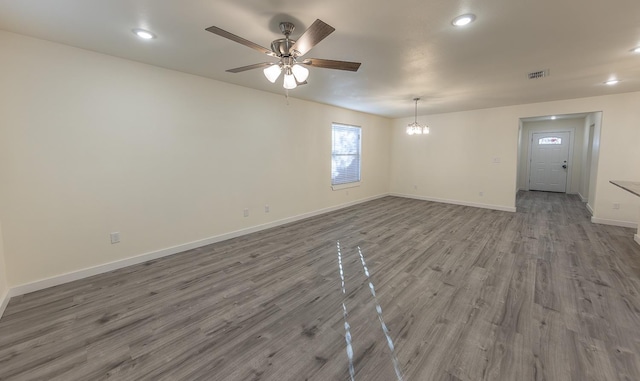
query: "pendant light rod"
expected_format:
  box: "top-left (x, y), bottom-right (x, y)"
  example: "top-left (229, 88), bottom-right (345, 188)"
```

top-left (413, 97), bottom-right (420, 123)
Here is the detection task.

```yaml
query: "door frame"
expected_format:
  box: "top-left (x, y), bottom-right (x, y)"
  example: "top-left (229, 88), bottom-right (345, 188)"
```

top-left (524, 128), bottom-right (575, 193)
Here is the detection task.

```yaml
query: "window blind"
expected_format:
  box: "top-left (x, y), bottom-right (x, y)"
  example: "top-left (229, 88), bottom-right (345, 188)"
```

top-left (331, 124), bottom-right (361, 186)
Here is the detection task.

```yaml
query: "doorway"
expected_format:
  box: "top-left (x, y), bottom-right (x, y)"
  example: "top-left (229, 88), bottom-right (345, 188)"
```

top-left (516, 112), bottom-right (603, 213)
top-left (529, 132), bottom-right (570, 192)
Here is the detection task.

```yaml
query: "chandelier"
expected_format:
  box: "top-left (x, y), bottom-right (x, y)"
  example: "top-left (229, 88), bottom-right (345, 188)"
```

top-left (406, 98), bottom-right (429, 135)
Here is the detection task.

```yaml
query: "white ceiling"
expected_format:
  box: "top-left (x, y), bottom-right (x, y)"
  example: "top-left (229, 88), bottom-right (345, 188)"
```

top-left (1, 0), bottom-right (639, 118)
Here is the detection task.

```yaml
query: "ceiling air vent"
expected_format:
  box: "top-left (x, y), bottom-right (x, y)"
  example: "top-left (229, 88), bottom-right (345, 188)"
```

top-left (528, 70), bottom-right (549, 79)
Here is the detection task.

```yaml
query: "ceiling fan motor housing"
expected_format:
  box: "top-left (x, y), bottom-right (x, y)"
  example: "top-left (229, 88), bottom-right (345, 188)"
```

top-left (271, 38), bottom-right (296, 57)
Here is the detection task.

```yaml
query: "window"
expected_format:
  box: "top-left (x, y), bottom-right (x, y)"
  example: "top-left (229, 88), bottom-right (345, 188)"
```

top-left (331, 123), bottom-right (361, 188)
top-left (538, 137), bottom-right (562, 145)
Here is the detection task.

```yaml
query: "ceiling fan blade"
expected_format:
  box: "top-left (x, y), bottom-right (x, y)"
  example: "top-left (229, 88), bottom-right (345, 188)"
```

top-left (206, 26), bottom-right (277, 57)
top-left (290, 19), bottom-right (335, 57)
top-left (301, 58), bottom-right (361, 72)
top-left (226, 62), bottom-right (275, 73)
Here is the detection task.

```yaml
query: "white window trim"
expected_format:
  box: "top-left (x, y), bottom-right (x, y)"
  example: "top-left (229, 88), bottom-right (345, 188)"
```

top-left (332, 181), bottom-right (361, 191)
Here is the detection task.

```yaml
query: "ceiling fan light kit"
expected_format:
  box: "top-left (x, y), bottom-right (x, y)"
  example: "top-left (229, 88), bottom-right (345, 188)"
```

top-left (291, 64), bottom-right (309, 83)
top-left (283, 69), bottom-right (297, 89)
top-left (263, 64), bottom-right (282, 83)
top-left (206, 19), bottom-right (361, 90)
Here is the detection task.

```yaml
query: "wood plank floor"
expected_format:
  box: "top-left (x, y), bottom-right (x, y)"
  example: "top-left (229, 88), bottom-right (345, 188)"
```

top-left (1, 191), bottom-right (640, 380)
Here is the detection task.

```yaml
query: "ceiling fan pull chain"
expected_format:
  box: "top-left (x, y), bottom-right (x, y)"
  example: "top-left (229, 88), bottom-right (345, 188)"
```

top-left (285, 89), bottom-right (290, 105)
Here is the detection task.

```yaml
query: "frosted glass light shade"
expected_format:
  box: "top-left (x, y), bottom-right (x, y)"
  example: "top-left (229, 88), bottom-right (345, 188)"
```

top-left (263, 64), bottom-right (282, 83)
top-left (283, 72), bottom-right (297, 89)
top-left (291, 64), bottom-right (309, 82)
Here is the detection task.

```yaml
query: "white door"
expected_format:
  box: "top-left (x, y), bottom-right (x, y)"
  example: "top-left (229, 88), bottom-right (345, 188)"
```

top-left (529, 132), bottom-right (570, 192)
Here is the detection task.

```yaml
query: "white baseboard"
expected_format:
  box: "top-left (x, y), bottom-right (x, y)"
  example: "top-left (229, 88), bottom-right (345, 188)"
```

top-left (634, 234), bottom-right (640, 246)
top-left (591, 217), bottom-right (638, 229)
top-left (578, 193), bottom-right (588, 202)
top-left (0, 289), bottom-right (9, 320)
top-left (1, 192), bottom-right (516, 314)
top-left (586, 203), bottom-right (594, 215)
top-left (8, 194), bottom-right (389, 299)
top-left (390, 193), bottom-right (516, 213)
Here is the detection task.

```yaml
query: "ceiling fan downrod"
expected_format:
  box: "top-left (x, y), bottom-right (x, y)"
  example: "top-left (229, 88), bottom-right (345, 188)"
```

top-left (271, 22), bottom-right (297, 58)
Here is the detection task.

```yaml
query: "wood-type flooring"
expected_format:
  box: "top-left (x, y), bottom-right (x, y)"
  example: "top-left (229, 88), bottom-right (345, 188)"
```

top-left (1, 191), bottom-right (640, 380)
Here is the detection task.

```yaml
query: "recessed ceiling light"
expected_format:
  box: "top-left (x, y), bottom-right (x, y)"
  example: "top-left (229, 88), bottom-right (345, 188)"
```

top-left (452, 14), bottom-right (476, 27)
top-left (551, 116), bottom-right (557, 120)
top-left (604, 79), bottom-right (620, 85)
top-left (632, 47), bottom-right (640, 54)
top-left (132, 28), bottom-right (156, 40)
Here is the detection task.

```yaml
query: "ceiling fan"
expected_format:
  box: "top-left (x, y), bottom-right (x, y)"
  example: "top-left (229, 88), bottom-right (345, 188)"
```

top-left (205, 19), bottom-right (361, 89)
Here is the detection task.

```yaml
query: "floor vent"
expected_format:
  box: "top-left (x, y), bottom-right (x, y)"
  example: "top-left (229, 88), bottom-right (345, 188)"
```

top-left (528, 70), bottom-right (549, 79)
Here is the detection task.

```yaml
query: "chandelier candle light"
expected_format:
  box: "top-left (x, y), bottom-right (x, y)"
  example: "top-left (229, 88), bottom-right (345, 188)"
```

top-left (406, 98), bottom-right (429, 135)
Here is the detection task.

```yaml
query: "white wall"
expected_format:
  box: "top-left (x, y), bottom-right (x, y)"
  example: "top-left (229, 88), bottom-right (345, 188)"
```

top-left (390, 92), bottom-right (640, 226)
top-left (518, 118), bottom-right (586, 194)
top-left (0, 31), bottom-right (392, 287)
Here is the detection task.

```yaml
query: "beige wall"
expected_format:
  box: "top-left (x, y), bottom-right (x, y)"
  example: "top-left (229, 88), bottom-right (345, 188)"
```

top-left (390, 92), bottom-right (640, 225)
top-left (0, 31), bottom-right (392, 287)
top-left (0, 220), bottom-right (7, 303)
top-left (586, 112), bottom-right (603, 211)
top-left (390, 107), bottom-right (518, 210)
top-left (518, 118), bottom-right (586, 194)
top-left (2, 29), bottom-right (639, 290)
top-left (579, 117), bottom-right (592, 201)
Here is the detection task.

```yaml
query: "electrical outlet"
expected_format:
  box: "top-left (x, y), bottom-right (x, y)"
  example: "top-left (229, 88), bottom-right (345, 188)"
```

top-left (613, 203), bottom-right (620, 209)
top-left (265, 205), bottom-right (270, 213)
top-left (479, 191), bottom-right (484, 197)
top-left (243, 208), bottom-right (249, 217)
top-left (110, 232), bottom-right (120, 244)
